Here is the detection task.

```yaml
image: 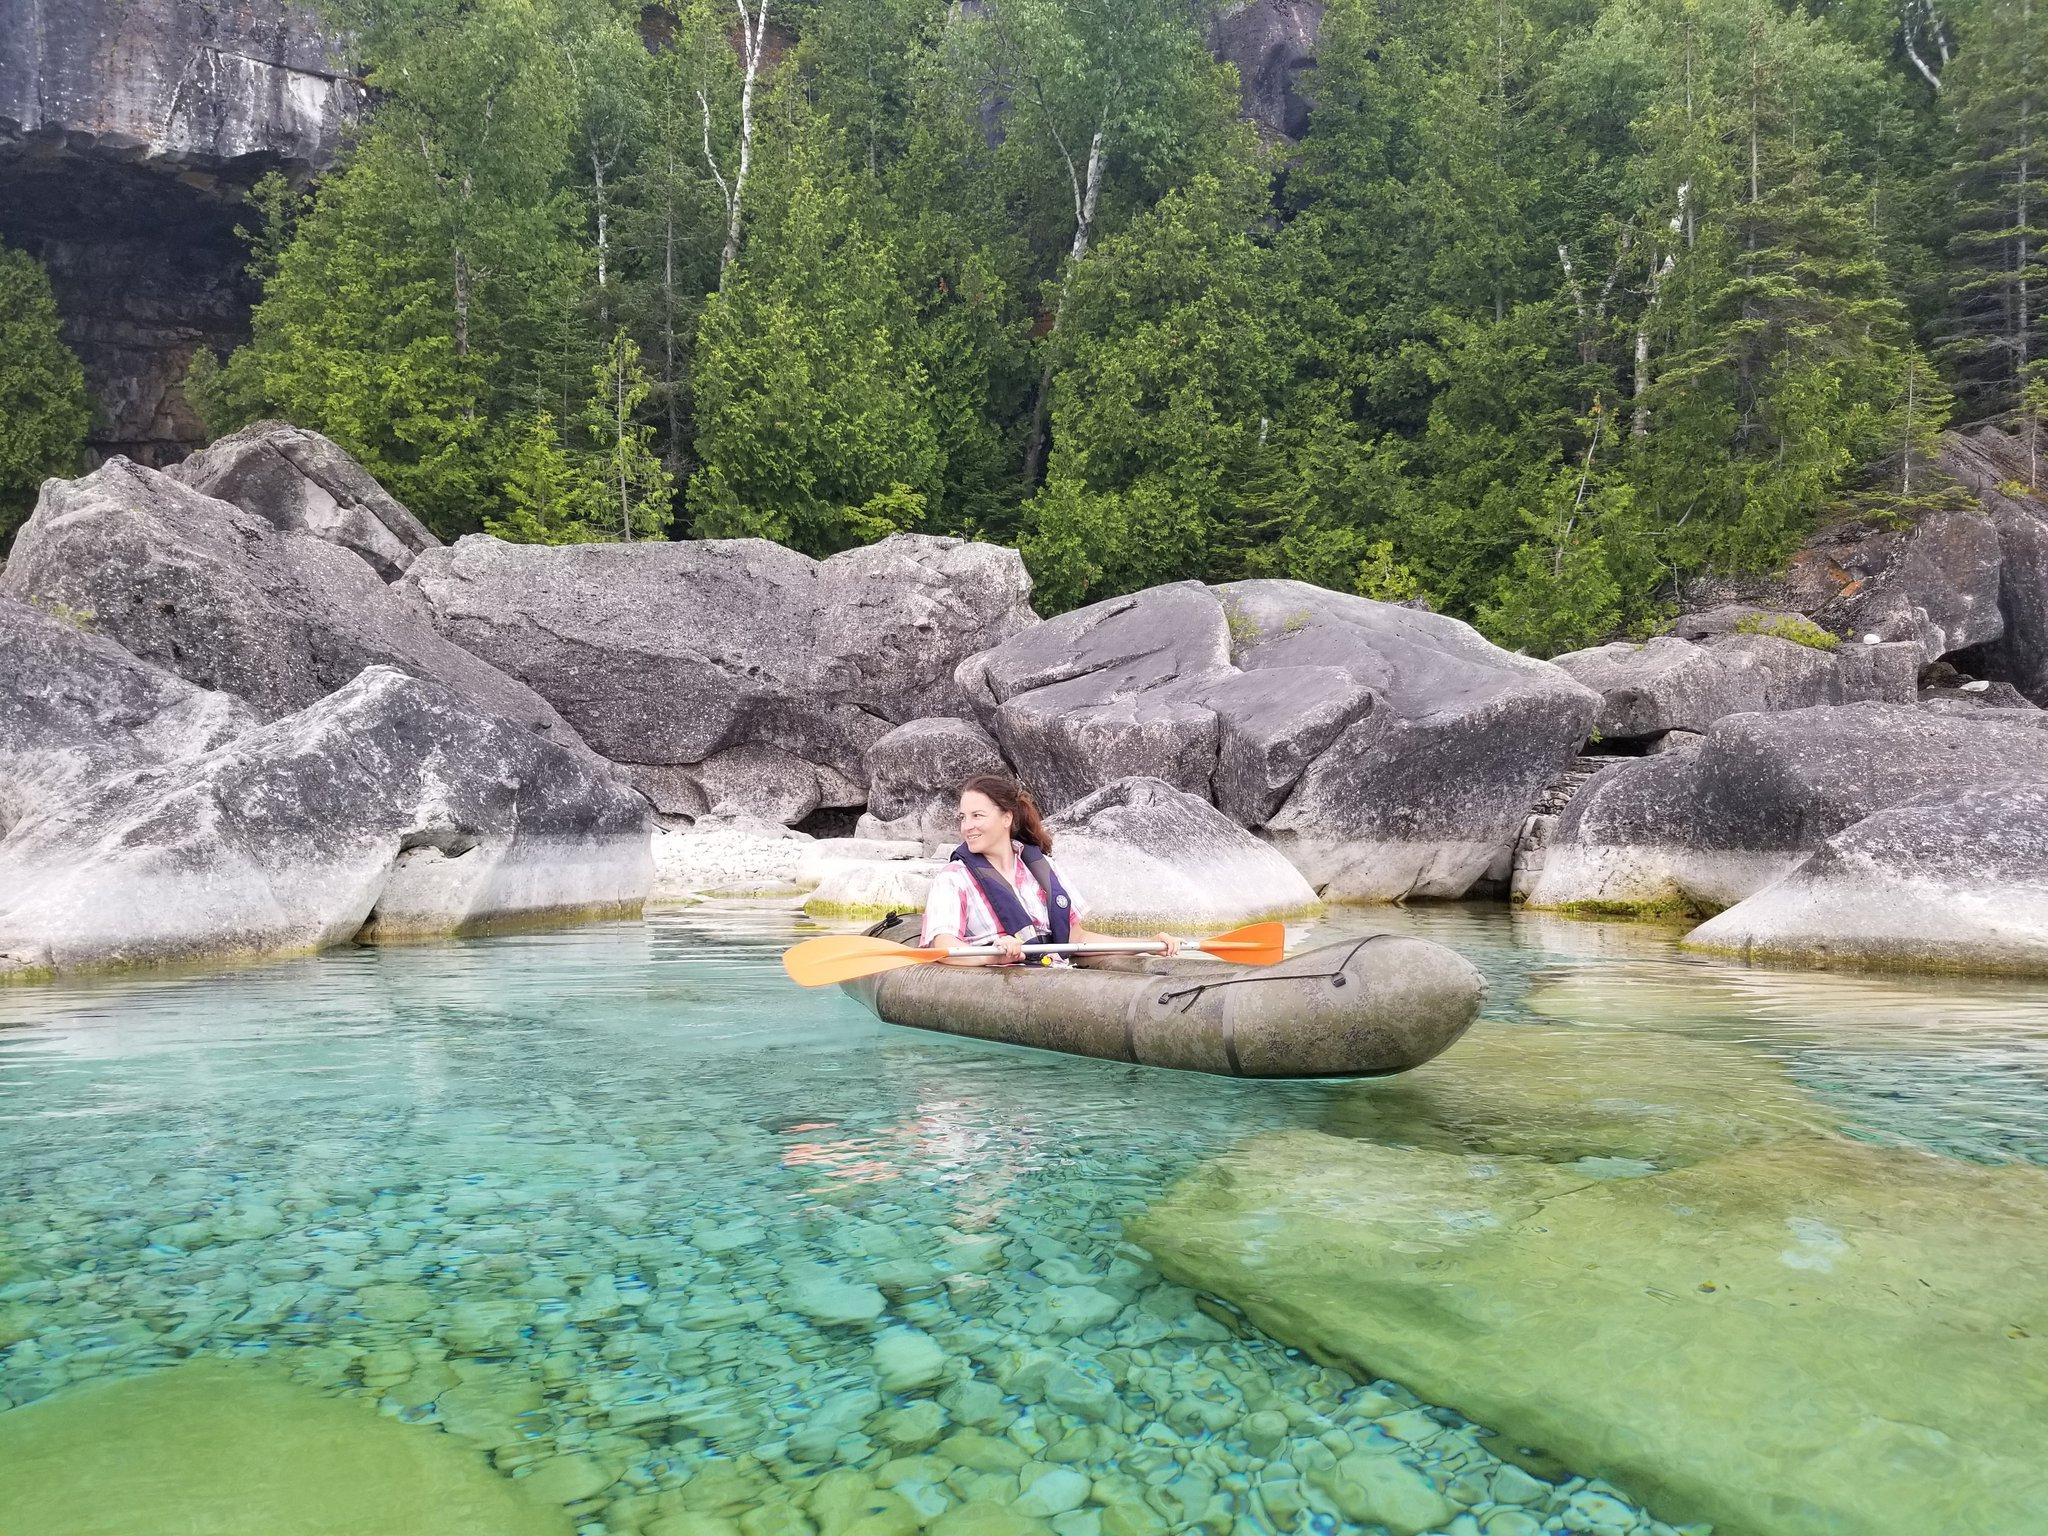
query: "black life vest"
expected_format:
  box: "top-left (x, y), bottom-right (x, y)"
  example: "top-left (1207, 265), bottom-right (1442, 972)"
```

top-left (951, 841), bottom-right (1073, 945)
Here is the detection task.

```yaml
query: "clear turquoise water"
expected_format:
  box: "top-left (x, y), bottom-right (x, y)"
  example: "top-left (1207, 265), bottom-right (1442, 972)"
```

top-left (2, 906), bottom-right (2045, 1535)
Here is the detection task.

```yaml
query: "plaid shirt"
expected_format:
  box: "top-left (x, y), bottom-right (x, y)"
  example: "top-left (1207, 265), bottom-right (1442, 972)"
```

top-left (919, 842), bottom-right (1089, 950)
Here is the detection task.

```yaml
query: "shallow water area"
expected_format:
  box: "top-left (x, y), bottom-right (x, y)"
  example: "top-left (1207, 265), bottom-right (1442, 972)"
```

top-left (2, 906), bottom-right (2046, 1536)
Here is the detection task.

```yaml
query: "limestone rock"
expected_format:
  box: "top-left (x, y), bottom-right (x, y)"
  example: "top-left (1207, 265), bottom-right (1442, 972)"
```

top-left (1043, 777), bottom-right (1320, 930)
top-left (649, 814), bottom-right (811, 903)
top-left (862, 718), bottom-right (1009, 842)
top-left (1826, 507), bottom-right (2005, 660)
top-left (400, 533), bottom-right (1033, 807)
top-left (1670, 603), bottom-right (1809, 641)
top-left (0, 667), bottom-right (652, 977)
top-left (962, 580), bottom-right (1595, 901)
top-left (961, 582), bottom-right (1235, 810)
top-left (803, 858), bottom-right (944, 921)
top-left (1552, 636), bottom-right (1767, 740)
top-left (1943, 424), bottom-right (2048, 704)
top-left (1685, 778), bottom-right (2048, 975)
top-left (0, 591), bottom-right (254, 836)
top-left (1225, 581), bottom-right (1598, 900)
top-left (1136, 1127), bottom-right (2048, 1536)
top-left (169, 420), bottom-right (438, 581)
top-left (630, 744), bottom-right (863, 826)
top-left (2, 459), bottom-right (577, 745)
top-left (0, 0), bottom-right (364, 462)
top-left (1209, 0), bottom-right (1324, 140)
top-left (1526, 702), bottom-right (2048, 915)
top-left (0, 1360), bottom-right (570, 1533)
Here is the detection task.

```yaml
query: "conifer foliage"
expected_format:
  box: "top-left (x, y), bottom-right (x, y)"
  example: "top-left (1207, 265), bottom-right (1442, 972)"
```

top-left (191, 0), bottom-right (2048, 651)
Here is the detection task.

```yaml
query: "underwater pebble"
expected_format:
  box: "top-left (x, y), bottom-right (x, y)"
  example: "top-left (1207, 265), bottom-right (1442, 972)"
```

top-left (872, 1326), bottom-right (946, 1392)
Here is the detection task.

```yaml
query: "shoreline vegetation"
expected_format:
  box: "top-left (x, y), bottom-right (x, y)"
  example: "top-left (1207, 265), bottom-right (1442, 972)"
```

top-left (8, 0), bottom-right (2047, 659)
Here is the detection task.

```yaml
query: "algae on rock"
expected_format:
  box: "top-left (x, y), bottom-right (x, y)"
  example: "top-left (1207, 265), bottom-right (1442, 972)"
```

top-left (0, 1359), bottom-right (573, 1535)
top-left (1133, 1126), bottom-right (2048, 1536)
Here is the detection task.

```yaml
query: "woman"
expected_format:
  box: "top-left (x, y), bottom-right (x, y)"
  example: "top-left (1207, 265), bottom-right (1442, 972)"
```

top-left (920, 774), bottom-right (1180, 966)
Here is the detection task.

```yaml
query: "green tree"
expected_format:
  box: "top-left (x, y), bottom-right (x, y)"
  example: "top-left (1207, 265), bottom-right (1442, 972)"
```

top-left (586, 329), bottom-right (676, 539)
top-left (1940, 0), bottom-right (2047, 413)
top-left (0, 245), bottom-right (91, 544)
top-left (485, 410), bottom-right (610, 543)
top-left (686, 137), bottom-right (941, 552)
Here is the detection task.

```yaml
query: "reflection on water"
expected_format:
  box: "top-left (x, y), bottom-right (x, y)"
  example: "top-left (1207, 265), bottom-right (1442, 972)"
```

top-left (1, 904), bottom-right (2044, 1535)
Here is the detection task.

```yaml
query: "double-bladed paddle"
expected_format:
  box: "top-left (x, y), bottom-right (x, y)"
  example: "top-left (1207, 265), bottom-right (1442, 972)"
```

top-left (782, 921), bottom-right (1288, 988)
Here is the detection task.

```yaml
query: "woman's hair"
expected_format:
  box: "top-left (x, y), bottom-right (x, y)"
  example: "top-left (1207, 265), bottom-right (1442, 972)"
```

top-left (958, 774), bottom-right (1054, 854)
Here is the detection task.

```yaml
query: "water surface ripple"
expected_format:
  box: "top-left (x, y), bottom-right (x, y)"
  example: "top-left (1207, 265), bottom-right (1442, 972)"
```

top-left (2, 906), bottom-right (2044, 1535)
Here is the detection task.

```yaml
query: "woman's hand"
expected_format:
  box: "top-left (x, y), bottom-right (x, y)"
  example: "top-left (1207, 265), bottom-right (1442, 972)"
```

top-left (990, 933), bottom-right (1026, 964)
top-left (1155, 932), bottom-right (1182, 957)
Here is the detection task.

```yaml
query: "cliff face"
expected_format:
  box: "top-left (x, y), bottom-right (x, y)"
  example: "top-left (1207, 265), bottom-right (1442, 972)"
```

top-left (0, 0), bottom-right (363, 465)
top-left (1210, 0), bottom-right (1324, 142)
top-left (0, 1), bottom-right (1321, 467)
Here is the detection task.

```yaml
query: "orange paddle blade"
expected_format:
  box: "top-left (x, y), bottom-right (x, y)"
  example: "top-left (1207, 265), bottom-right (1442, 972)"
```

top-left (783, 934), bottom-right (949, 988)
top-left (1195, 920), bottom-right (1287, 967)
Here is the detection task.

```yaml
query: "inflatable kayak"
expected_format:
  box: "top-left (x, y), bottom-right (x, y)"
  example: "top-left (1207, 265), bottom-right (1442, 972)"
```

top-left (841, 916), bottom-right (1484, 1079)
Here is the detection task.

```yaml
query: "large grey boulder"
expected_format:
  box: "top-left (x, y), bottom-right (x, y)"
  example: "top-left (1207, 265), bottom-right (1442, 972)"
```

top-left (1553, 633), bottom-right (1918, 743)
top-left (1222, 582), bottom-right (1598, 900)
top-left (629, 745), bottom-right (863, 825)
top-left (1824, 508), bottom-right (2005, 659)
top-left (958, 581), bottom-right (1235, 809)
top-left (858, 717), bottom-right (1008, 843)
top-left (402, 532), bottom-right (1034, 820)
top-left (0, 592), bottom-right (254, 836)
top-left (1944, 425), bottom-right (2048, 704)
top-left (1525, 703), bottom-right (2048, 915)
top-left (1045, 777), bottom-right (1321, 930)
top-left (0, 667), bottom-right (651, 978)
top-left (1, 460), bottom-right (578, 746)
top-left (961, 580), bottom-right (1598, 900)
top-left (1553, 637), bottom-right (1765, 740)
top-left (169, 420), bottom-right (438, 581)
top-left (1685, 780), bottom-right (2048, 976)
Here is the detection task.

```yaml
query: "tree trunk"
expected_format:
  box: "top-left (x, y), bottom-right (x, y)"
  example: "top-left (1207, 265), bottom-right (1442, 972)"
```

top-left (720, 0), bottom-right (768, 286)
top-left (592, 152), bottom-right (610, 327)
top-left (1021, 126), bottom-right (1107, 490)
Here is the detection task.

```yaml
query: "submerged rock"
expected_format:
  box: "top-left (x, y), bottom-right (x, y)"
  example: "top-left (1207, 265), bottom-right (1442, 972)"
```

top-left (961, 580), bottom-right (1596, 901)
top-left (2, 459), bottom-right (575, 746)
top-left (0, 667), bottom-right (651, 976)
top-left (0, 1359), bottom-right (571, 1534)
top-left (1044, 777), bottom-right (1321, 930)
top-left (1525, 702), bottom-right (2048, 916)
top-left (1686, 778), bottom-right (2048, 976)
top-left (1135, 1127), bottom-right (2048, 1536)
top-left (168, 419), bottom-right (439, 581)
top-left (400, 532), bottom-right (1033, 809)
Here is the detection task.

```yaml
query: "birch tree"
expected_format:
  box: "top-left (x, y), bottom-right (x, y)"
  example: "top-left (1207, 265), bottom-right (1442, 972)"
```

top-left (696, 0), bottom-right (774, 286)
top-left (970, 0), bottom-right (1241, 486)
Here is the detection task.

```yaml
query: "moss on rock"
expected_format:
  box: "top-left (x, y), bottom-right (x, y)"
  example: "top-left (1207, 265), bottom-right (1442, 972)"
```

top-left (1134, 1129), bottom-right (2048, 1536)
top-left (0, 1360), bottom-right (574, 1535)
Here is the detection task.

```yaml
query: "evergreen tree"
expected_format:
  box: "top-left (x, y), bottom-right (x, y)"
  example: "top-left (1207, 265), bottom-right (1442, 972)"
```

top-left (0, 244), bottom-right (91, 544)
top-left (485, 410), bottom-right (610, 543)
top-left (686, 136), bottom-right (941, 551)
top-left (1940, 0), bottom-right (2047, 413)
top-left (586, 329), bottom-right (676, 539)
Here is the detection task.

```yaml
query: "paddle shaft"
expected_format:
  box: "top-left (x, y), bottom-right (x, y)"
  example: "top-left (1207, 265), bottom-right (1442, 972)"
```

top-left (940, 939), bottom-right (1265, 957)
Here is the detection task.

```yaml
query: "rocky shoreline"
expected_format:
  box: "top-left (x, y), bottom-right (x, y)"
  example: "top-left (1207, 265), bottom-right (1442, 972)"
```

top-left (4, 420), bottom-right (2048, 979)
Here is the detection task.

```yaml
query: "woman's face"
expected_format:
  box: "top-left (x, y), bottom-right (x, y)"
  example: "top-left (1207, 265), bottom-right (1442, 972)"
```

top-left (956, 790), bottom-right (1012, 854)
